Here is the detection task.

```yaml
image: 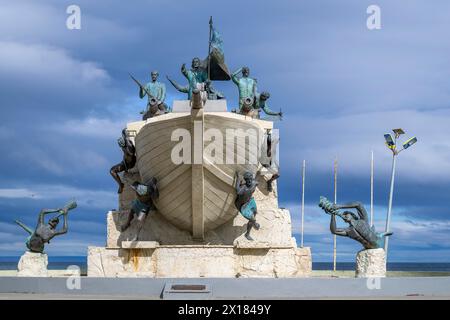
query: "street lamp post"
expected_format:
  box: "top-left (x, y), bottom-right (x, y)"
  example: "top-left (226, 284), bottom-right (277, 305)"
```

top-left (383, 129), bottom-right (417, 258)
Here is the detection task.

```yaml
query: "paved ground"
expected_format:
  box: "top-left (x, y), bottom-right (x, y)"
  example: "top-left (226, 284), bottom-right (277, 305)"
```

top-left (1, 276), bottom-right (450, 299)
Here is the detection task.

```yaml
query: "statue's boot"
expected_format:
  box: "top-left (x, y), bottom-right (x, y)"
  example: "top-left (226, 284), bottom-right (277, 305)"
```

top-left (266, 174), bottom-right (280, 192)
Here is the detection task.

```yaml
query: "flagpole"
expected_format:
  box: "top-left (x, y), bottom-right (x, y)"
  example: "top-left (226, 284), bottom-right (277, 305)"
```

top-left (207, 16), bottom-right (212, 81)
top-left (370, 150), bottom-right (374, 226)
top-left (301, 160), bottom-right (306, 248)
top-left (333, 157), bottom-right (338, 272)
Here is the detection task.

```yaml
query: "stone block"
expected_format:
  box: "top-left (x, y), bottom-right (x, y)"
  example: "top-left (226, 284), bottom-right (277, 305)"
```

top-left (17, 251), bottom-right (48, 277)
top-left (355, 248), bottom-right (386, 278)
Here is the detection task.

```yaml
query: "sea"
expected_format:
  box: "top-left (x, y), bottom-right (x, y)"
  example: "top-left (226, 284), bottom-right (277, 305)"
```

top-left (1, 256), bottom-right (450, 273)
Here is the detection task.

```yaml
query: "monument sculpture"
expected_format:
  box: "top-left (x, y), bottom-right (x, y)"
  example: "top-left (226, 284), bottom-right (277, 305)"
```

top-left (252, 91), bottom-right (283, 119)
top-left (319, 196), bottom-right (392, 277)
top-left (110, 129), bottom-right (137, 194)
top-left (121, 178), bottom-right (159, 241)
top-left (232, 66), bottom-right (257, 111)
top-left (168, 76), bottom-right (224, 101)
top-left (234, 171), bottom-right (260, 241)
top-left (15, 200), bottom-right (77, 276)
top-left (87, 18), bottom-right (311, 278)
top-left (180, 57), bottom-right (208, 100)
top-left (131, 72), bottom-right (168, 120)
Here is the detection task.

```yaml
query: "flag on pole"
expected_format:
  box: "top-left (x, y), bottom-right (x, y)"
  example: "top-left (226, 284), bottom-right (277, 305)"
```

top-left (204, 17), bottom-right (230, 81)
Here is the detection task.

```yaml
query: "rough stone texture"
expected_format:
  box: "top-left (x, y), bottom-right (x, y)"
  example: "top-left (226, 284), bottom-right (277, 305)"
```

top-left (88, 245), bottom-right (312, 278)
top-left (295, 247), bottom-right (313, 277)
top-left (107, 208), bottom-right (293, 248)
top-left (155, 247), bottom-right (236, 278)
top-left (87, 246), bottom-right (156, 277)
top-left (355, 248), bottom-right (386, 278)
top-left (17, 252), bottom-right (48, 277)
top-left (121, 241), bottom-right (159, 249)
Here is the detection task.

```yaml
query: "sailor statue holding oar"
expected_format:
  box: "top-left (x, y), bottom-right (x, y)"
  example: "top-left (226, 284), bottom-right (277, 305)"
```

top-left (14, 200), bottom-right (77, 253)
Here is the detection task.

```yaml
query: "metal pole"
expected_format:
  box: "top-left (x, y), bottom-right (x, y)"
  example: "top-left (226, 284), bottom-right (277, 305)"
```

top-left (301, 160), bottom-right (306, 248)
top-left (384, 153), bottom-right (397, 256)
top-left (333, 157), bottom-right (338, 272)
top-left (370, 150), bottom-right (374, 226)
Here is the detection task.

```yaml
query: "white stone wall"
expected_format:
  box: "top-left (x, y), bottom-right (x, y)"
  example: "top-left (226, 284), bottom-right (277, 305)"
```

top-left (88, 246), bottom-right (312, 278)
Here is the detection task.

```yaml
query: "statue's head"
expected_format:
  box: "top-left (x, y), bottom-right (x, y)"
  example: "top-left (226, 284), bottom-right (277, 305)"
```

top-left (260, 91), bottom-right (270, 101)
top-left (342, 212), bottom-right (358, 223)
top-left (151, 71), bottom-right (159, 81)
top-left (242, 67), bottom-right (250, 77)
top-left (243, 171), bottom-right (253, 187)
top-left (48, 217), bottom-right (59, 229)
top-left (192, 57), bottom-right (201, 69)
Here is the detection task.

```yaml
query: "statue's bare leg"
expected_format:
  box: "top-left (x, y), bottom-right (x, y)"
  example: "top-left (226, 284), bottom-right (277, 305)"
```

top-left (110, 163), bottom-right (125, 193)
top-left (267, 173), bottom-right (280, 192)
top-left (245, 210), bottom-right (259, 240)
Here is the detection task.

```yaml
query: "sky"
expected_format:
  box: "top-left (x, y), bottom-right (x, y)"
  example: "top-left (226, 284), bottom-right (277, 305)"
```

top-left (1, 0), bottom-right (450, 262)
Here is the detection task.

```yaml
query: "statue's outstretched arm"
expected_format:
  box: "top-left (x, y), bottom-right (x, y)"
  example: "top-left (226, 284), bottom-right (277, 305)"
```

top-left (181, 64), bottom-right (189, 79)
top-left (55, 214), bottom-right (68, 236)
top-left (261, 102), bottom-right (281, 116)
top-left (336, 202), bottom-right (368, 221)
top-left (38, 208), bottom-right (60, 225)
top-left (231, 68), bottom-right (242, 85)
top-left (167, 76), bottom-right (189, 93)
top-left (330, 214), bottom-right (348, 236)
top-left (234, 172), bottom-right (241, 193)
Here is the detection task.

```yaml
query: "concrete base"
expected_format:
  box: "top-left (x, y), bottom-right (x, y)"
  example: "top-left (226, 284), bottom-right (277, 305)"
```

top-left (356, 248), bottom-right (386, 278)
top-left (17, 252), bottom-right (48, 277)
top-left (87, 245), bottom-right (312, 278)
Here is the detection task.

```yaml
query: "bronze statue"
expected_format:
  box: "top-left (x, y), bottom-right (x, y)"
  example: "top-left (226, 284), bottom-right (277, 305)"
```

top-left (253, 91), bottom-right (282, 119)
top-left (234, 171), bottom-right (260, 240)
top-left (110, 129), bottom-right (136, 193)
top-left (121, 178), bottom-right (159, 241)
top-left (180, 57), bottom-right (208, 99)
top-left (15, 201), bottom-right (77, 253)
top-left (131, 72), bottom-right (168, 120)
top-left (319, 196), bottom-right (393, 250)
top-left (231, 67), bottom-right (257, 111)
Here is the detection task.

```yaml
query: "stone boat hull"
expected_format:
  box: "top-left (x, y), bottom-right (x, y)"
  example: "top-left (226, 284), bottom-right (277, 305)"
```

top-left (127, 101), bottom-right (272, 239)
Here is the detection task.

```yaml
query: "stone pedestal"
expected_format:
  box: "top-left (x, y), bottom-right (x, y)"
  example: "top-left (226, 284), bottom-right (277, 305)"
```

top-left (90, 204), bottom-right (313, 278)
top-left (87, 245), bottom-right (312, 278)
top-left (17, 252), bottom-right (48, 277)
top-left (355, 248), bottom-right (386, 278)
